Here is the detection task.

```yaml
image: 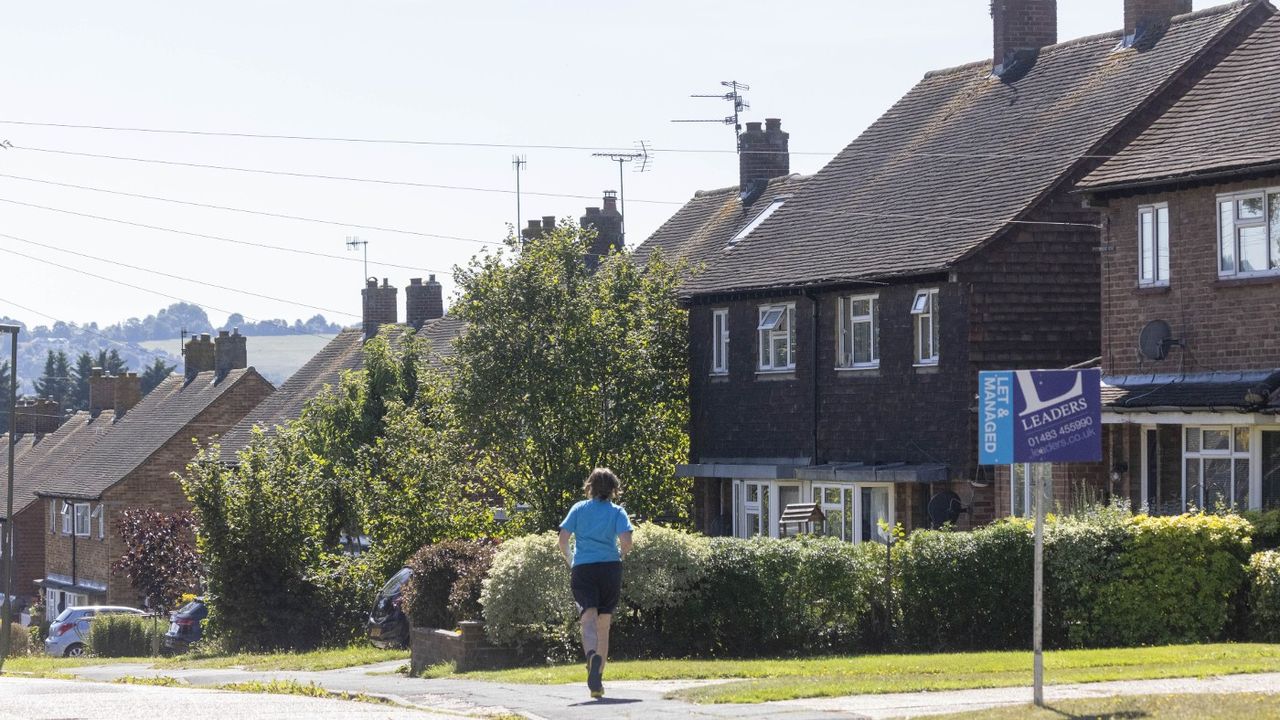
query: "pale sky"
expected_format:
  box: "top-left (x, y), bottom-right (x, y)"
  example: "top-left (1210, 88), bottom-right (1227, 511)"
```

top-left (0, 1), bottom-right (1218, 333)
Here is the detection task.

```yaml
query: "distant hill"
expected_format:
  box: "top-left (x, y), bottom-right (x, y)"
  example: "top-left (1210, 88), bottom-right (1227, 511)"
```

top-left (138, 334), bottom-right (337, 388)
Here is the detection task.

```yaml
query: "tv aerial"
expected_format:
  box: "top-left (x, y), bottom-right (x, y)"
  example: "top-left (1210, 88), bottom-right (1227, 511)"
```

top-left (591, 141), bottom-right (653, 243)
top-left (672, 80), bottom-right (750, 150)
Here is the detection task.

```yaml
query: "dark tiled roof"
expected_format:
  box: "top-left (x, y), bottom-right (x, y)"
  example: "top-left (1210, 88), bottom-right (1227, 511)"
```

top-left (2, 411), bottom-right (118, 519)
top-left (1083, 9), bottom-right (1280, 190)
top-left (1103, 377), bottom-right (1280, 410)
top-left (217, 328), bottom-right (365, 462)
top-left (632, 175), bottom-right (809, 283)
top-left (656, 3), bottom-right (1254, 297)
top-left (37, 368), bottom-right (268, 500)
top-left (418, 314), bottom-right (467, 368)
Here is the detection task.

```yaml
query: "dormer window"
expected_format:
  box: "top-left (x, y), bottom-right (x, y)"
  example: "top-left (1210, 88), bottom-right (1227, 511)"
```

top-left (729, 199), bottom-right (785, 248)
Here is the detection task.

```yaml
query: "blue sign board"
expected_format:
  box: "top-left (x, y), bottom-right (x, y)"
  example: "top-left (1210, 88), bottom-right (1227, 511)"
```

top-left (979, 369), bottom-right (1102, 464)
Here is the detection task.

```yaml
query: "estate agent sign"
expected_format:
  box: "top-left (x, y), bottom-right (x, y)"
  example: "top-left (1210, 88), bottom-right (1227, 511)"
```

top-left (979, 368), bottom-right (1103, 465)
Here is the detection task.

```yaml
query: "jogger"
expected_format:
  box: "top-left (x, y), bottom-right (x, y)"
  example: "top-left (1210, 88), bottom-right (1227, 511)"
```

top-left (559, 468), bottom-right (634, 699)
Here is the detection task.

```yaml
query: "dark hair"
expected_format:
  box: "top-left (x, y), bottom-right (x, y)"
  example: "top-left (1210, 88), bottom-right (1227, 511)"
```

top-left (584, 467), bottom-right (620, 501)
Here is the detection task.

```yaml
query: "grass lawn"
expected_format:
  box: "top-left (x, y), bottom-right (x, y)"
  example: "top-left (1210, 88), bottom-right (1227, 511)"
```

top-left (2, 655), bottom-right (153, 677)
top-left (2, 645), bottom-right (407, 676)
top-left (928, 693), bottom-right (1280, 719)
top-left (453, 643), bottom-right (1280, 704)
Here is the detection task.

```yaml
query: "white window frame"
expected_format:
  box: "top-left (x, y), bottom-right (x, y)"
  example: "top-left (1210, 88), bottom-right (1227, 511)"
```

top-left (1217, 189), bottom-right (1280, 278)
top-left (1010, 463), bottom-right (1053, 518)
top-left (757, 303), bottom-right (796, 372)
top-left (92, 504), bottom-right (104, 540)
top-left (1138, 203), bottom-right (1170, 286)
top-left (711, 309), bottom-right (729, 375)
top-left (50, 500), bottom-right (58, 534)
top-left (837, 294), bottom-right (880, 369)
top-left (912, 288), bottom-right (939, 366)
top-left (1182, 426), bottom-right (1253, 512)
top-left (854, 483), bottom-right (895, 544)
top-left (728, 198), bottom-right (785, 248)
top-left (812, 484), bottom-right (854, 541)
top-left (73, 503), bottom-right (91, 538)
top-left (61, 501), bottom-right (73, 535)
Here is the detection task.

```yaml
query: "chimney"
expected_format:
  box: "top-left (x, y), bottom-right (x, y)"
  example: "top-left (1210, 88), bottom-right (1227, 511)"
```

top-left (1124, 0), bottom-right (1191, 38)
top-left (214, 328), bottom-right (248, 380)
top-left (13, 398), bottom-right (62, 434)
top-left (362, 277), bottom-right (398, 340)
top-left (114, 372), bottom-right (142, 414)
top-left (738, 118), bottom-right (790, 205)
top-left (89, 367), bottom-right (116, 414)
top-left (991, 0), bottom-right (1057, 73)
top-left (521, 217), bottom-right (555, 246)
top-left (184, 332), bottom-right (216, 383)
top-left (406, 275), bottom-right (445, 329)
top-left (581, 191), bottom-right (623, 271)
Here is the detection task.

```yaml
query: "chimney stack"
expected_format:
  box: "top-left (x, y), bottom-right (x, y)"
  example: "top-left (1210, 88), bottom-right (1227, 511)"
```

top-left (406, 275), bottom-right (445, 329)
top-left (991, 0), bottom-right (1057, 73)
top-left (1124, 0), bottom-right (1191, 38)
top-left (521, 217), bottom-right (555, 245)
top-left (738, 118), bottom-right (789, 205)
top-left (114, 372), bottom-right (142, 414)
top-left (13, 398), bottom-right (62, 434)
top-left (184, 333), bottom-right (216, 383)
top-left (362, 278), bottom-right (398, 340)
top-left (214, 328), bottom-right (248, 380)
top-left (581, 191), bottom-right (623, 271)
top-left (90, 368), bottom-right (143, 415)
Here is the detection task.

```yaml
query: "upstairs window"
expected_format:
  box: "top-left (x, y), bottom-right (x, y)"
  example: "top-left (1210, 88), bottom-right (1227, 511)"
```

top-left (1218, 190), bottom-right (1280, 277)
top-left (1138, 204), bottom-right (1170, 286)
top-left (61, 501), bottom-right (73, 535)
top-left (911, 289), bottom-right (939, 366)
top-left (837, 295), bottom-right (879, 368)
top-left (74, 503), bottom-right (91, 538)
top-left (711, 309), bottom-right (729, 375)
top-left (757, 303), bottom-right (796, 371)
top-left (729, 199), bottom-right (785, 248)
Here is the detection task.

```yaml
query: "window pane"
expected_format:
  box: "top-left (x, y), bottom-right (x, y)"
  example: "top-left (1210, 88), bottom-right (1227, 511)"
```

top-left (786, 308), bottom-right (796, 356)
top-left (1204, 459), bottom-right (1232, 511)
top-left (852, 321), bottom-right (871, 364)
top-left (1012, 464), bottom-right (1028, 518)
top-left (1270, 193), bottom-right (1280, 270)
top-left (824, 488), bottom-right (840, 505)
top-left (1157, 206), bottom-right (1170, 281)
top-left (761, 488), bottom-right (770, 536)
top-left (772, 334), bottom-right (789, 368)
top-left (1203, 429), bottom-right (1230, 451)
top-left (1186, 458), bottom-right (1201, 511)
top-left (1220, 201), bottom-right (1236, 273)
top-left (824, 510), bottom-right (844, 539)
top-left (912, 292), bottom-right (929, 314)
top-left (759, 330), bottom-right (769, 368)
top-left (930, 294), bottom-right (940, 359)
top-left (1239, 225), bottom-right (1268, 272)
top-left (850, 299), bottom-right (871, 317)
top-left (844, 488), bottom-right (854, 539)
top-left (871, 301), bottom-right (880, 360)
top-left (747, 484), bottom-right (759, 503)
top-left (746, 513), bottom-right (761, 537)
top-left (758, 308), bottom-right (783, 331)
top-left (1140, 210), bottom-right (1155, 282)
top-left (1262, 431), bottom-right (1280, 510)
top-left (1186, 427), bottom-right (1201, 453)
top-left (1234, 459), bottom-right (1250, 510)
top-left (1235, 427), bottom-right (1251, 453)
top-left (1238, 196), bottom-right (1265, 220)
top-left (839, 302), bottom-right (853, 367)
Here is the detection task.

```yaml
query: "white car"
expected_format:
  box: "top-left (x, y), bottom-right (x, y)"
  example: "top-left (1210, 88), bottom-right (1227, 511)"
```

top-left (43, 605), bottom-right (146, 657)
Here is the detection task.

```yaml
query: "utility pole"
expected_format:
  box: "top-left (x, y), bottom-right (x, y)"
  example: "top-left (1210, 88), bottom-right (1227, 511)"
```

top-left (512, 156), bottom-right (527, 247)
top-left (345, 236), bottom-right (369, 282)
top-left (591, 142), bottom-right (651, 244)
top-left (0, 323), bottom-right (19, 673)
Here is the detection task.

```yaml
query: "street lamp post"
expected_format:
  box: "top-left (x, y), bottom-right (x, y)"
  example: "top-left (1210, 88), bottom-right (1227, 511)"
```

top-left (0, 323), bottom-right (18, 671)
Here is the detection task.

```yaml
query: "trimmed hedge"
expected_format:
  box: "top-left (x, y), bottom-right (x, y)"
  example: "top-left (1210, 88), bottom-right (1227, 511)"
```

top-left (88, 614), bottom-right (163, 658)
top-left (1243, 509), bottom-right (1280, 551)
top-left (1247, 550), bottom-right (1280, 642)
top-left (403, 540), bottom-right (497, 629)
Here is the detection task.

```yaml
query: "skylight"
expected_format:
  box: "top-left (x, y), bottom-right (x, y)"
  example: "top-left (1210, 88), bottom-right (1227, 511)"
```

top-left (728, 198), bottom-right (786, 248)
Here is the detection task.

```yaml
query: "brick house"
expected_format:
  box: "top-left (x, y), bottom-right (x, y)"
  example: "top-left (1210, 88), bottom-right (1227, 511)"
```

top-left (1071, 5), bottom-right (1280, 514)
top-left (636, 0), bottom-right (1273, 541)
top-left (34, 331), bottom-right (271, 616)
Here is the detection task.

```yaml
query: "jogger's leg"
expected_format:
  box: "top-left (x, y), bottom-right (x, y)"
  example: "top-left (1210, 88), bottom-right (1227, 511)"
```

top-left (595, 613), bottom-right (613, 670)
top-left (579, 608), bottom-right (599, 658)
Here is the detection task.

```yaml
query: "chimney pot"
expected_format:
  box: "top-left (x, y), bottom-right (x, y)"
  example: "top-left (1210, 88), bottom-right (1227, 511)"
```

top-left (745, 121), bottom-right (763, 134)
top-left (542, 215), bottom-right (556, 229)
top-left (410, 277), bottom-right (422, 286)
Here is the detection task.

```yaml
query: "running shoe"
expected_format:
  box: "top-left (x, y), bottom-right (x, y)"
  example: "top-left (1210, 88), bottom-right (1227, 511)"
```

top-left (587, 651), bottom-right (604, 698)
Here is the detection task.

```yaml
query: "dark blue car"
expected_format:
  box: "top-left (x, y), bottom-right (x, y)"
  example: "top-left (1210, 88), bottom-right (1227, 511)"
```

top-left (163, 598), bottom-right (208, 654)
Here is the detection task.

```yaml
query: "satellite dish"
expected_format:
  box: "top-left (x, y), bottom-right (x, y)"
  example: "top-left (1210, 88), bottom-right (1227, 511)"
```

top-left (1138, 320), bottom-right (1174, 361)
top-left (927, 491), bottom-right (967, 529)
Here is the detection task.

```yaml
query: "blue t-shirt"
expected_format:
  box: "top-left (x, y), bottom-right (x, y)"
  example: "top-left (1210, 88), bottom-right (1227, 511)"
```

top-left (560, 499), bottom-right (634, 566)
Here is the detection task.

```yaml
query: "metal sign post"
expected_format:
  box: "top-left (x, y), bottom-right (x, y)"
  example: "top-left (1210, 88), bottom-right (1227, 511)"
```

top-left (978, 368), bottom-right (1102, 709)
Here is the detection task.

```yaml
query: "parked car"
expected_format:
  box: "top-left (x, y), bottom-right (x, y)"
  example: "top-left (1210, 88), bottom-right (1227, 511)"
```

top-left (162, 598), bottom-right (208, 654)
top-left (366, 567), bottom-right (411, 649)
top-left (44, 605), bottom-right (146, 657)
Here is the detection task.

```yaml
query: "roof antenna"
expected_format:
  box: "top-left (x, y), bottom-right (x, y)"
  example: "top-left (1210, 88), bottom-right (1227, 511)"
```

top-left (591, 141), bottom-right (653, 244)
top-left (513, 155), bottom-right (527, 248)
top-left (672, 80), bottom-right (750, 151)
top-left (345, 236), bottom-right (368, 284)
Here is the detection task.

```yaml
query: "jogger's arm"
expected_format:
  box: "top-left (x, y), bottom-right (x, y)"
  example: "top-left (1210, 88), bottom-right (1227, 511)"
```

top-left (558, 529), bottom-right (573, 567)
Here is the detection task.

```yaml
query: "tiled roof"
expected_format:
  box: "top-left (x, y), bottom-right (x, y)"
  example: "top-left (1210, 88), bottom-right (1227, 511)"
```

top-left (37, 368), bottom-right (268, 500)
top-left (1, 411), bottom-right (118, 519)
top-left (652, 2), bottom-right (1255, 297)
top-left (1103, 374), bottom-right (1280, 410)
top-left (1082, 9), bottom-right (1280, 190)
top-left (216, 328), bottom-right (365, 462)
top-left (418, 314), bottom-right (467, 368)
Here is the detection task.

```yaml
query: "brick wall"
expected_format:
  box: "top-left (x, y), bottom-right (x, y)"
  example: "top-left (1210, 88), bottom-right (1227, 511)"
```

top-left (1, 505), bottom-right (47, 602)
top-left (1101, 173), bottom-right (1280, 377)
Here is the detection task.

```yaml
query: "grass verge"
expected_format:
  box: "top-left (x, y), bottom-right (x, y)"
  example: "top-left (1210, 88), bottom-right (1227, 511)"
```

top-left (926, 692), bottom-right (1280, 719)
top-left (215, 679), bottom-right (395, 706)
top-left (452, 643), bottom-right (1280, 704)
top-left (2, 655), bottom-right (152, 677)
top-left (156, 645), bottom-right (408, 671)
top-left (113, 675), bottom-right (185, 687)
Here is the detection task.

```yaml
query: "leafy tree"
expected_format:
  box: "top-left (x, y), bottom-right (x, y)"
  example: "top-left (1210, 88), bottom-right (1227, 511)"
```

top-left (449, 223), bottom-right (691, 530)
top-left (112, 508), bottom-right (201, 611)
top-left (33, 350), bottom-right (73, 410)
top-left (139, 357), bottom-right (176, 395)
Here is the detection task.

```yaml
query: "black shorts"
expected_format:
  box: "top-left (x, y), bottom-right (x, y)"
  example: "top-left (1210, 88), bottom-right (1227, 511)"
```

top-left (571, 561), bottom-right (623, 616)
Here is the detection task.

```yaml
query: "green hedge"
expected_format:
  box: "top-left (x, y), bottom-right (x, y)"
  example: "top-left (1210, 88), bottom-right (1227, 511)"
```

top-left (88, 614), bottom-right (163, 658)
top-left (472, 510), bottom-right (1276, 658)
top-left (1243, 509), bottom-right (1280, 551)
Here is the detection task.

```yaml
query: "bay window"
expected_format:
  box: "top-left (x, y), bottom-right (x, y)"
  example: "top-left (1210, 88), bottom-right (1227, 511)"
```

top-left (1184, 427), bottom-right (1250, 511)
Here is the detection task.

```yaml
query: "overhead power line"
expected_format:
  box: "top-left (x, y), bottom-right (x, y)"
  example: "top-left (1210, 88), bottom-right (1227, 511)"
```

top-left (0, 172), bottom-right (500, 245)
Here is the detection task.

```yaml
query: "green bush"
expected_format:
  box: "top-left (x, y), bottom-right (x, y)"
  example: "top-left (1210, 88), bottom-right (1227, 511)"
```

top-left (402, 540), bottom-right (497, 629)
top-left (5, 622), bottom-right (33, 658)
top-left (1044, 506), bottom-right (1131, 648)
top-left (480, 532), bottom-right (576, 654)
top-left (88, 614), bottom-right (163, 658)
top-left (897, 519), bottom-right (1033, 651)
top-left (1091, 513), bottom-right (1252, 646)
top-left (308, 553), bottom-right (382, 648)
top-left (1247, 550), bottom-right (1280, 642)
top-left (1243, 509), bottom-right (1280, 550)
